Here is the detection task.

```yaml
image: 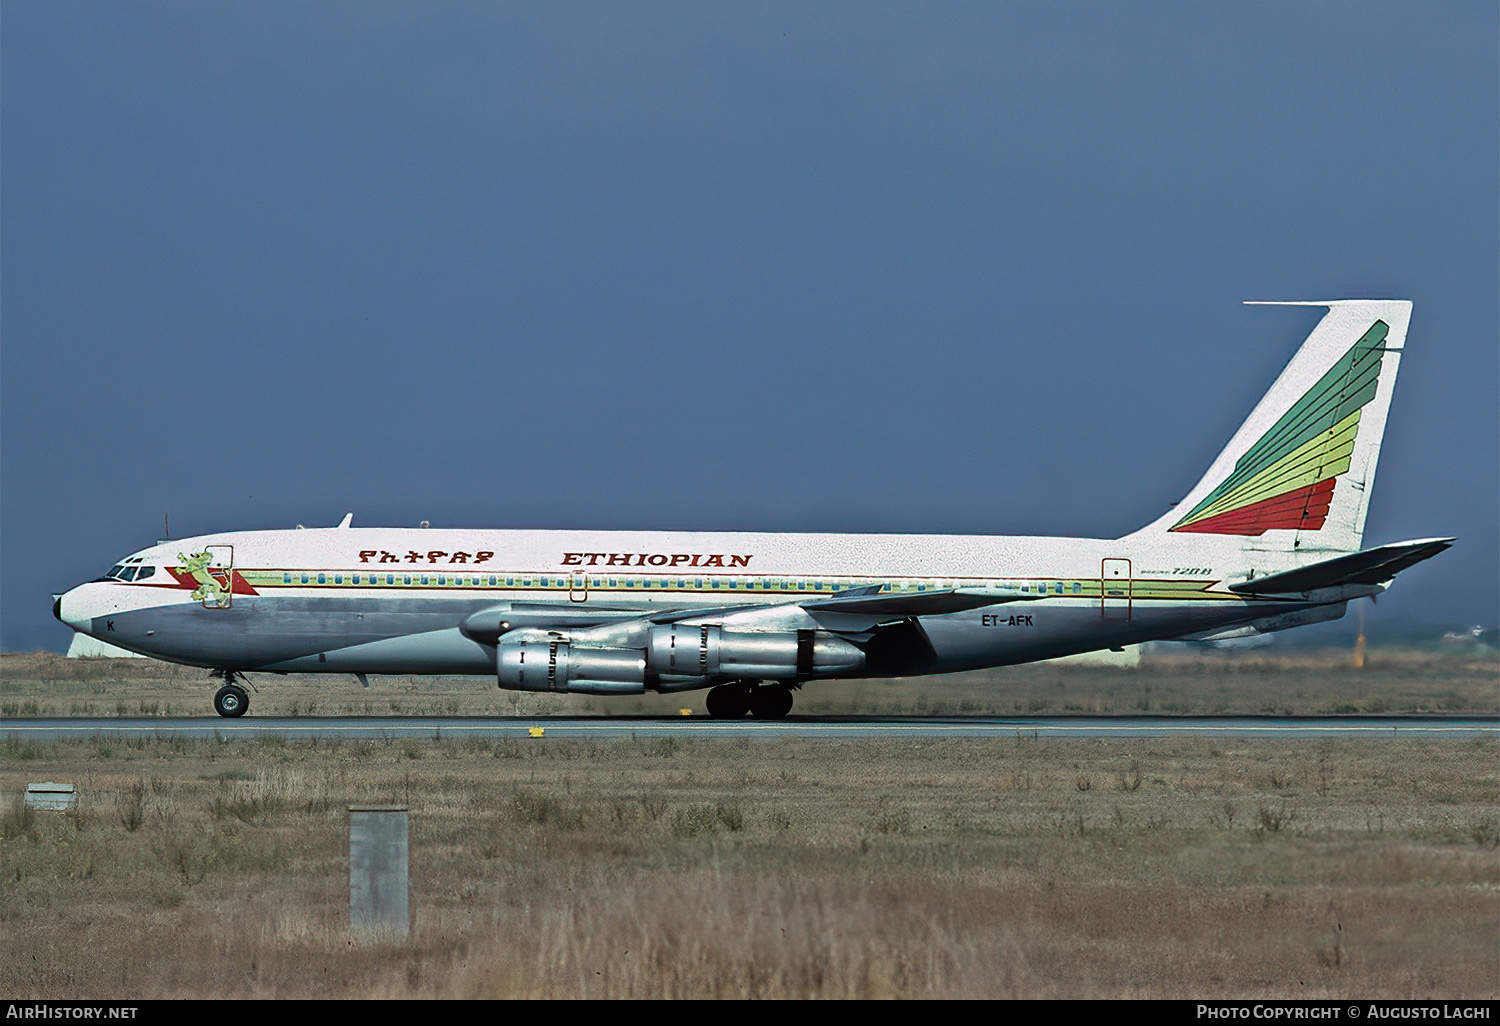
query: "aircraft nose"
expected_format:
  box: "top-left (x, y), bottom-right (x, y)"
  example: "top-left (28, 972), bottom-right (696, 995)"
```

top-left (54, 586), bottom-right (94, 632)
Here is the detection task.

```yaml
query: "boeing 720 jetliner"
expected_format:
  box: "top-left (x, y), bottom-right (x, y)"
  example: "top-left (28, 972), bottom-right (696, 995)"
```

top-left (55, 301), bottom-right (1451, 718)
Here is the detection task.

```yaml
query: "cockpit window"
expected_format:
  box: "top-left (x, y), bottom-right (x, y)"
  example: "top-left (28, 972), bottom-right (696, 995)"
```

top-left (104, 561), bottom-right (156, 582)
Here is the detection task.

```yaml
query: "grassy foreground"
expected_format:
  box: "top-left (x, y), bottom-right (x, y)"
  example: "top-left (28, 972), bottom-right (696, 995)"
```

top-left (2, 648), bottom-right (1496, 998)
top-left (2, 731), bottom-right (1496, 998)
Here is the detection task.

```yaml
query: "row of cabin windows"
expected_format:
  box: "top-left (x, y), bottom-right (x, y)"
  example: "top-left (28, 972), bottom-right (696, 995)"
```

top-left (273, 573), bottom-right (1088, 595)
top-left (282, 572), bottom-right (504, 586)
top-left (97, 565), bottom-right (1084, 595)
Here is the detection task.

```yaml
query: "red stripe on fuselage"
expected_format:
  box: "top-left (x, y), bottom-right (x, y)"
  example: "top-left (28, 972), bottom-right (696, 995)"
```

top-left (165, 567), bottom-right (259, 595)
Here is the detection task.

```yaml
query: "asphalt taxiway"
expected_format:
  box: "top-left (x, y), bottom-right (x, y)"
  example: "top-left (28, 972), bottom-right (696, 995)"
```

top-left (5, 714), bottom-right (1495, 741)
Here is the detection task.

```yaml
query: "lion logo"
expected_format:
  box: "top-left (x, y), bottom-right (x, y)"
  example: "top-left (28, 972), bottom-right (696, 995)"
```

top-left (177, 551), bottom-right (226, 602)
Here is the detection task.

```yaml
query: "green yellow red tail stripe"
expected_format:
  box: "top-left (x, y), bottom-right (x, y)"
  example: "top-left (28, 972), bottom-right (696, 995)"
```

top-left (1171, 320), bottom-right (1389, 535)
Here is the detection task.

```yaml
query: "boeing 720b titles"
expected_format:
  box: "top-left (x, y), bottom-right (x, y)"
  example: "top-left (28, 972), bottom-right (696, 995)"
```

top-left (55, 301), bottom-right (1452, 717)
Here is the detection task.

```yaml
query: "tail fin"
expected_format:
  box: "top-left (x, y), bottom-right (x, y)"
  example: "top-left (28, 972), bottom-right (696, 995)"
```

top-left (1128, 300), bottom-right (1411, 554)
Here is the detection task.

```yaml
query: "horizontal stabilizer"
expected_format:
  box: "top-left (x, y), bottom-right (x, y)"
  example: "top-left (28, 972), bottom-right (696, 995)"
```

top-left (1229, 538), bottom-right (1454, 595)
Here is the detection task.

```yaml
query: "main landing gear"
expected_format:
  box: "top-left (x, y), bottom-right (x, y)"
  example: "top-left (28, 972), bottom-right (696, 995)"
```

top-left (705, 681), bottom-right (795, 719)
top-left (210, 670), bottom-right (251, 718)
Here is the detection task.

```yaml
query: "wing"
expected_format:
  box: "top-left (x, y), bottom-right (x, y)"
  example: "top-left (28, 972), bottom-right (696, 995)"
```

top-left (803, 583), bottom-right (1044, 616)
top-left (459, 585), bottom-right (1043, 645)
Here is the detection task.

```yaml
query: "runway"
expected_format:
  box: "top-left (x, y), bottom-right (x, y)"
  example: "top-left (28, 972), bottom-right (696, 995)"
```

top-left (5, 714), bottom-right (1496, 741)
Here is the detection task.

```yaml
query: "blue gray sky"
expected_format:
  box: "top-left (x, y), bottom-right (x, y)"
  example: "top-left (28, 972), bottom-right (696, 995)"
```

top-left (4, 3), bottom-right (1496, 652)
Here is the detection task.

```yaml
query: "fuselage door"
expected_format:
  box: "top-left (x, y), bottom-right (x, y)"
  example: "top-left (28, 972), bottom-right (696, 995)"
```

top-left (1101, 558), bottom-right (1131, 620)
top-left (569, 572), bottom-right (588, 603)
top-left (200, 545), bottom-right (235, 609)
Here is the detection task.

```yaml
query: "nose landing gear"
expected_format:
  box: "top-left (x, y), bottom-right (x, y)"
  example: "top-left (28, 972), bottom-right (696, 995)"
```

top-left (210, 670), bottom-right (251, 718)
top-left (213, 685), bottom-right (249, 717)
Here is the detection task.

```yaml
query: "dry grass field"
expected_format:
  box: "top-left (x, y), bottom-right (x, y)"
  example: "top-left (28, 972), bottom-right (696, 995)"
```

top-left (2, 648), bottom-right (1497, 999)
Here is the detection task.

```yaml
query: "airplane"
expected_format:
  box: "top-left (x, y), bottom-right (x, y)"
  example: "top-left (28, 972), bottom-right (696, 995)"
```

top-left (54, 300), bottom-right (1452, 719)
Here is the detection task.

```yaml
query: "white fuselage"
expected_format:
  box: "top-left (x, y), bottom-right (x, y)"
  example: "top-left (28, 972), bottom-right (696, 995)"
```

top-left (56, 523), bottom-right (1334, 679)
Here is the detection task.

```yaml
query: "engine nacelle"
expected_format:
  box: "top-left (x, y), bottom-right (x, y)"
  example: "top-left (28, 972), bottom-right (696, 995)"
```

top-left (498, 627), bottom-right (867, 695)
top-left (497, 638), bottom-right (646, 695)
top-left (647, 625), bottom-right (865, 682)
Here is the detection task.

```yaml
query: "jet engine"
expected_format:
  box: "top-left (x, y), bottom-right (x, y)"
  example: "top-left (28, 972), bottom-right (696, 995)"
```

top-left (646, 624), bottom-right (864, 683)
top-left (495, 626), bottom-right (866, 695)
top-left (498, 639), bottom-right (646, 695)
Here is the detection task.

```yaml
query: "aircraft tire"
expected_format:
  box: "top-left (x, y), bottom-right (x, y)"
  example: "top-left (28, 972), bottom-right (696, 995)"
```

top-left (214, 684), bottom-right (250, 718)
top-left (705, 684), bottom-right (749, 718)
top-left (749, 684), bottom-right (793, 719)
